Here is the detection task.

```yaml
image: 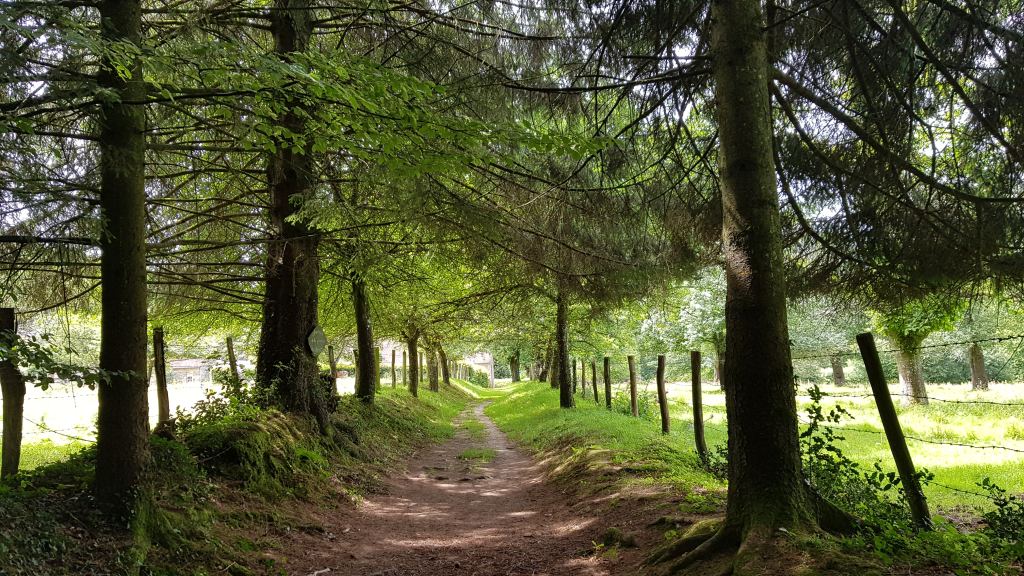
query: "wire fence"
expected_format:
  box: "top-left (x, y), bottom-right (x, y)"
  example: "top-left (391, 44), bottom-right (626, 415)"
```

top-left (563, 333), bottom-right (1024, 508)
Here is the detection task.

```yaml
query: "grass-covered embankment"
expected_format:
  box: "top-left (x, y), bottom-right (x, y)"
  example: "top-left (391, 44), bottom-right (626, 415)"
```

top-left (485, 381), bottom-right (723, 497)
top-left (0, 384), bottom-right (469, 576)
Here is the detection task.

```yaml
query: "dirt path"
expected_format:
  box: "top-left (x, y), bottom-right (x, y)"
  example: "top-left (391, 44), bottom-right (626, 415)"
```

top-left (285, 402), bottom-right (620, 576)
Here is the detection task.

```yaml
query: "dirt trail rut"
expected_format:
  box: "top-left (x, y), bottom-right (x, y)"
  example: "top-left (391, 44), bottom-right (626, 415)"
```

top-left (286, 402), bottom-right (618, 576)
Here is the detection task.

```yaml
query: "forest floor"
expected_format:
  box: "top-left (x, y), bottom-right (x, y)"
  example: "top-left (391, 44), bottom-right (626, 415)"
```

top-left (278, 401), bottom-right (665, 576)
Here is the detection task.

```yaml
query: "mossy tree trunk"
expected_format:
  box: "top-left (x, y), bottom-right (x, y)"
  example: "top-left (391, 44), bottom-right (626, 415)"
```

top-left (94, 0), bottom-right (151, 512)
top-left (256, 0), bottom-right (330, 433)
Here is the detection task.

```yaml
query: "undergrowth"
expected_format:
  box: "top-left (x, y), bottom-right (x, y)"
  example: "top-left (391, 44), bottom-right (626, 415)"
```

top-left (0, 384), bottom-right (468, 576)
top-left (800, 385), bottom-right (1023, 575)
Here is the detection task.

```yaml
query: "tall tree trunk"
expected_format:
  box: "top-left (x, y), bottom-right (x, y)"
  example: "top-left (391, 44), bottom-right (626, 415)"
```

top-left (427, 349), bottom-right (439, 392)
top-left (969, 343), bottom-right (989, 391)
top-left (556, 289), bottom-right (573, 408)
top-left (549, 338), bottom-right (560, 390)
top-left (830, 355), bottom-right (846, 387)
top-left (226, 336), bottom-right (242, 392)
top-left (712, 0), bottom-right (814, 550)
top-left (896, 348), bottom-right (929, 405)
top-left (154, 327), bottom-right (170, 424)
top-left (571, 358), bottom-right (578, 395)
top-left (406, 333), bottom-right (419, 397)
top-left (95, 0), bottom-right (150, 512)
top-left (510, 350), bottom-right (521, 382)
top-left (256, 0), bottom-right (330, 433)
top-left (438, 347), bottom-right (451, 386)
top-left (391, 348), bottom-right (397, 388)
top-left (351, 274), bottom-right (375, 403)
top-left (539, 341), bottom-right (552, 382)
top-left (0, 309), bottom-right (26, 478)
top-left (402, 350), bottom-right (408, 386)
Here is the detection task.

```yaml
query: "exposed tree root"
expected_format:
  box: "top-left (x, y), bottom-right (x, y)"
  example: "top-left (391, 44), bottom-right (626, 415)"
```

top-left (667, 525), bottom-right (740, 573)
top-left (648, 494), bottom-right (861, 576)
top-left (645, 518), bottom-right (724, 565)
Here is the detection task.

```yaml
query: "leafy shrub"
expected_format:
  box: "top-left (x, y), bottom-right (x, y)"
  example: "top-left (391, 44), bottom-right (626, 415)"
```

top-left (610, 389), bottom-right (656, 417)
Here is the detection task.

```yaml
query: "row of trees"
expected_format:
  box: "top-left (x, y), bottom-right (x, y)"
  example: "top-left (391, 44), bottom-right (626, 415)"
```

top-left (2, 0), bottom-right (1023, 570)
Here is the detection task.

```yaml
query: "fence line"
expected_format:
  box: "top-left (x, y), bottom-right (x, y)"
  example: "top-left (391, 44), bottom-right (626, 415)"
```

top-left (791, 333), bottom-right (1024, 361)
top-left (801, 391), bottom-right (1024, 407)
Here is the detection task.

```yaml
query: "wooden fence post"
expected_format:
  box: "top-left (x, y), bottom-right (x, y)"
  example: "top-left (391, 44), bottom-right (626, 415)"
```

top-left (154, 326), bottom-right (170, 424)
top-left (627, 355), bottom-right (638, 417)
top-left (656, 354), bottom-right (669, 434)
top-left (603, 356), bottom-right (612, 410)
top-left (226, 335), bottom-right (241, 391)
top-left (590, 361), bottom-right (598, 403)
top-left (857, 332), bottom-right (932, 530)
top-left (691, 351), bottom-right (707, 463)
top-left (0, 308), bottom-right (26, 477)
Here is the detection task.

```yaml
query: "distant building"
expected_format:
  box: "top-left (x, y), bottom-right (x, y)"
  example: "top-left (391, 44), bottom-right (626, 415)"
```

top-left (167, 358), bottom-right (215, 385)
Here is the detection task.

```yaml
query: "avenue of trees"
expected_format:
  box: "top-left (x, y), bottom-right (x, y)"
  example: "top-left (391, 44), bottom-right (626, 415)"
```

top-left (1, 0), bottom-right (1023, 572)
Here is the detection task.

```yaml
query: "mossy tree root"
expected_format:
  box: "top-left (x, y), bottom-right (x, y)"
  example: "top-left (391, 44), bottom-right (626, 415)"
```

top-left (667, 525), bottom-right (740, 574)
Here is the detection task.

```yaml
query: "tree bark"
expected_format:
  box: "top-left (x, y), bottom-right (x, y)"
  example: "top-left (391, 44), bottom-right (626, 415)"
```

top-left (556, 288), bottom-right (573, 408)
top-left (94, 0), bottom-right (150, 512)
top-left (656, 355), bottom-right (669, 434)
top-left (603, 357), bottom-right (612, 410)
top-left (427, 348), bottom-right (439, 392)
top-left (351, 275), bottom-right (375, 403)
top-left (406, 333), bottom-right (419, 397)
top-left (402, 350), bottom-right (408, 386)
top-left (226, 336), bottom-right (242, 392)
top-left (712, 0), bottom-right (814, 539)
top-left (154, 327), bottom-right (170, 423)
top-left (896, 348), bottom-right (929, 405)
top-left (0, 309), bottom-right (26, 478)
top-left (510, 350), bottom-right (521, 382)
top-left (969, 343), bottom-right (989, 391)
top-left (438, 346), bottom-right (451, 386)
top-left (572, 357), bottom-right (578, 395)
top-left (549, 337), bottom-right (560, 390)
top-left (627, 355), bottom-right (638, 417)
top-left (591, 361), bottom-right (598, 403)
top-left (256, 0), bottom-right (330, 433)
top-left (540, 341), bottom-right (553, 383)
top-left (830, 355), bottom-right (846, 387)
top-left (391, 348), bottom-right (397, 388)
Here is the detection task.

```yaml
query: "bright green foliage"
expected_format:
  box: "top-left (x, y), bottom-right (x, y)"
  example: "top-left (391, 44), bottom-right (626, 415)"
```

top-left (872, 294), bottom-right (965, 349)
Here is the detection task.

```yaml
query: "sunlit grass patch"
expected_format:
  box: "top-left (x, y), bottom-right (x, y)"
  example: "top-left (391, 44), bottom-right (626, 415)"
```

top-left (457, 447), bottom-right (496, 462)
top-left (459, 418), bottom-right (487, 439)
